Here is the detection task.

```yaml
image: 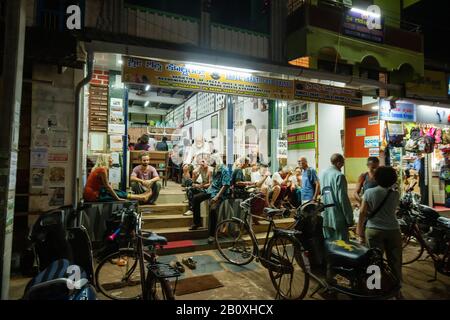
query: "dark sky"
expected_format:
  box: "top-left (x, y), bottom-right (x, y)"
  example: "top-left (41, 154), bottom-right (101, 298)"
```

top-left (403, 1), bottom-right (450, 64)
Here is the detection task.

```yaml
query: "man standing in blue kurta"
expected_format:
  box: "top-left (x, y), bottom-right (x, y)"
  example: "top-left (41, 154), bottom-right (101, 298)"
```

top-left (319, 153), bottom-right (354, 241)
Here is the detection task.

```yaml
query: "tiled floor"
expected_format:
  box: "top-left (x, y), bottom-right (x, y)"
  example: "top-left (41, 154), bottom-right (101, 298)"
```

top-left (10, 248), bottom-right (450, 300)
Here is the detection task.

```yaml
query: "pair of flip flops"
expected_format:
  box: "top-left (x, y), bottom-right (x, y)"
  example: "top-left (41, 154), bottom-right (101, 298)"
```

top-left (182, 257), bottom-right (197, 270)
top-left (170, 260), bottom-right (185, 273)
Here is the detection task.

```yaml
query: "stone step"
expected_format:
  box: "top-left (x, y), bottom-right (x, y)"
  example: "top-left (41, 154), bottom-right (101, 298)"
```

top-left (142, 214), bottom-right (196, 229)
top-left (140, 203), bottom-right (189, 216)
top-left (144, 226), bottom-right (209, 242)
top-left (156, 193), bottom-right (186, 204)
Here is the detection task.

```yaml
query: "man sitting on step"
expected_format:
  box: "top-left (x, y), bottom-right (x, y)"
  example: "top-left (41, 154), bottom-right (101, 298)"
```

top-left (183, 159), bottom-right (213, 216)
top-left (189, 154), bottom-right (230, 244)
top-left (130, 152), bottom-right (161, 205)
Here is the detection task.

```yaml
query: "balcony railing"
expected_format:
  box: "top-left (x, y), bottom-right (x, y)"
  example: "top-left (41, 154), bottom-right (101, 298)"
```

top-left (287, 3), bottom-right (423, 53)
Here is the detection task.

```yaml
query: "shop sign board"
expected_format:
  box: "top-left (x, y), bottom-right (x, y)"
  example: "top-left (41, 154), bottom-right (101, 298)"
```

top-left (288, 125), bottom-right (316, 150)
top-left (406, 70), bottom-right (448, 100)
top-left (294, 81), bottom-right (362, 107)
top-left (364, 136), bottom-right (379, 148)
top-left (379, 100), bottom-right (416, 122)
top-left (342, 8), bottom-right (384, 43)
top-left (122, 56), bottom-right (294, 100)
top-left (416, 105), bottom-right (450, 125)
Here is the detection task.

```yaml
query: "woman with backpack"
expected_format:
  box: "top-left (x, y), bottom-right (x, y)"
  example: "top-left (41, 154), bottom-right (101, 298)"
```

top-left (353, 157), bottom-right (380, 206)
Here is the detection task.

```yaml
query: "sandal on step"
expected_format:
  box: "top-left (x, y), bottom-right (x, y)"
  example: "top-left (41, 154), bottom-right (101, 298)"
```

top-left (182, 257), bottom-right (197, 270)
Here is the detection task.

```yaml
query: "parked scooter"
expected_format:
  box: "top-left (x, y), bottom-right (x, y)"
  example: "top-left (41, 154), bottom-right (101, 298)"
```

top-left (21, 206), bottom-right (97, 300)
top-left (293, 187), bottom-right (401, 299)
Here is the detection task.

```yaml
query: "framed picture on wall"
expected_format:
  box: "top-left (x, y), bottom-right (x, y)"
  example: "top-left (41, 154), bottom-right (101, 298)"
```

top-left (211, 114), bottom-right (218, 138)
top-left (287, 102), bottom-right (309, 125)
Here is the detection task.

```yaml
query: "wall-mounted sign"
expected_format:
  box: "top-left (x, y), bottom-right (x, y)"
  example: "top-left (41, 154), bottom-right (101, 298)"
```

top-left (379, 100), bottom-right (416, 122)
top-left (406, 70), bottom-right (448, 100)
top-left (368, 116), bottom-right (378, 125)
top-left (277, 140), bottom-right (288, 159)
top-left (356, 128), bottom-right (366, 136)
top-left (122, 56), bottom-right (294, 100)
top-left (369, 148), bottom-right (380, 157)
top-left (294, 81), bottom-right (362, 107)
top-left (342, 9), bottom-right (384, 43)
top-left (288, 125), bottom-right (316, 150)
top-left (364, 136), bottom-right (379, 148)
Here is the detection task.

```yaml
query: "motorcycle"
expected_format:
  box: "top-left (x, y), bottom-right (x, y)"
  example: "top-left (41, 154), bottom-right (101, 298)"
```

top-left (293, 187), bottom-right (401, 299)
top-left (21, 205), bottom-right (97, 300)
top-left (397, 184), bottom-right (450, 278)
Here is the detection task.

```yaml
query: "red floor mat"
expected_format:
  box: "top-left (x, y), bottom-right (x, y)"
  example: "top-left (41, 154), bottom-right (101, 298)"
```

top-left (164, 240), bottom-right (195, 249)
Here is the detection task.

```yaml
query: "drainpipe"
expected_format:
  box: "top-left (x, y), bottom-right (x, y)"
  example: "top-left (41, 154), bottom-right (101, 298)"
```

top-left (73, 50), bottom-right (94, 210)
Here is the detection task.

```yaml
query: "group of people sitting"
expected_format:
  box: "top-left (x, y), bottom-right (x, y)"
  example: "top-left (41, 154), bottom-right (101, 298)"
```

top-left (83, 152), bottom-right (162, 205)
top-left (129, 134), bottom-right (169, 152)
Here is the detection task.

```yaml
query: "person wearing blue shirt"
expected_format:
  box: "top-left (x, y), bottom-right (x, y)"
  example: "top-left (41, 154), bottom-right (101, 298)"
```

top-left (189, 154), bottom-right (230, 244)
top-left (298, 157), bottom-right (320, 203)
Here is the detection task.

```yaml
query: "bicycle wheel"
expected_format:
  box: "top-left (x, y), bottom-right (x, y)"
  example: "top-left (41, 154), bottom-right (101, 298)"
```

top-left (95, 249), bottom-right (149, 300)
top-left (145, 276), bottom-right (175, 300)
top-left (215, 219), bottom-right (256, 265)
top-left (402, 234), bottom-right (424, 265)
top-left (266, 234), bottom-right (310, 300)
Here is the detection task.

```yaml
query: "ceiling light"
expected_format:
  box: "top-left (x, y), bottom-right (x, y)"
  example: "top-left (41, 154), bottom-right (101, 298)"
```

top-left (372, 106), bottom-right (379, 110)
top-left (144, 101), bottom-right (150, 107)
top-left (117, 59), bottom-right (123, 66)
top-left (145, 84), bottom-right (150, 91)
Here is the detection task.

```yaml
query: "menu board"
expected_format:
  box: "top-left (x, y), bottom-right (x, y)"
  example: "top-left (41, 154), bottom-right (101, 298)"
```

top-left (89, 84), bottom-right (108, 132)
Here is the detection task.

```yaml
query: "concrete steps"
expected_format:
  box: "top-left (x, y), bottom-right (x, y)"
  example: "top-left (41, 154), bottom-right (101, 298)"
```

top-left (142, 214), bottom-right (197, 229)
top-left (140, 203), bottom-right (189, 216)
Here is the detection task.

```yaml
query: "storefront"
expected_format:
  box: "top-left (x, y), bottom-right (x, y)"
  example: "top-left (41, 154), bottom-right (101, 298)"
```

top-left (81, 52), bottom-right (365, 194)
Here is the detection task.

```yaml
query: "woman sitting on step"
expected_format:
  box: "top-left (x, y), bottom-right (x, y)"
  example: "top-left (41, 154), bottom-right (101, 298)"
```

top-left (83, 154), bottom-right (152, 204)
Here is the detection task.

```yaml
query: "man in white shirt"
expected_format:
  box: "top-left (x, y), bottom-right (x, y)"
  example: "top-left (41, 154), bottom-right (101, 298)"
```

top-left (182, 136), bottom-right (211, 186)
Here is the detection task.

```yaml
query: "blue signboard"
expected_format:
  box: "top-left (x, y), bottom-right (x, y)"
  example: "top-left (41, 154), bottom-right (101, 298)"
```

top-left (343, 9), bottom-right (384, 43)
top-left (379, 100), bottom-right (416, 122)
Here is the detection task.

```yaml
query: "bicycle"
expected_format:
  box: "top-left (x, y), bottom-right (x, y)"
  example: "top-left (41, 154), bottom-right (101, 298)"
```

top-left (215, 192), bottom-right (310, 300)
top-left (95, 202), bottom-right (180, 300)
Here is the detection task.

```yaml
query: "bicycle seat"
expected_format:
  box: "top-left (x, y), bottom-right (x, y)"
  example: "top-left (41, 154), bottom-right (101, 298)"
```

top-left (264, 207), bottom-right (283, 217)
top-left (144, 232), bottom-right (168, 246)
top-left (325, 240), bottom-right (370, 268)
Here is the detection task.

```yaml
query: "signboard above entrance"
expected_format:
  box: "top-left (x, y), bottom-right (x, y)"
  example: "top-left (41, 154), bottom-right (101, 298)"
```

top-left (122, 56), bottom-right (293, 100)
top-left (294, 81), bottom-right (362, 107)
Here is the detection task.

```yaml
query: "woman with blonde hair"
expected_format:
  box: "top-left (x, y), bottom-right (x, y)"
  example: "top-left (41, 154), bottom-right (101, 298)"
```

top-left (83, 154), bottom-right (152, 203)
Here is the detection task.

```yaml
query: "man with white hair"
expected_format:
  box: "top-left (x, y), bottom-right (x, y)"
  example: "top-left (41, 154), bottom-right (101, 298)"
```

top-left (189, 153), bottom-right (231, 244)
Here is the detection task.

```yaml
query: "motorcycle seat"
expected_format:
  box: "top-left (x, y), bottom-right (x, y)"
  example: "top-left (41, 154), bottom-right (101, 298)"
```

top-left (437, 216), bottom-right (450, 229)
top-left (24, 259), bottom-right (88, 299)
top-left (144, 232), bottom-right (168, 246)
top-left (325, 240), bottom-right (370, 268)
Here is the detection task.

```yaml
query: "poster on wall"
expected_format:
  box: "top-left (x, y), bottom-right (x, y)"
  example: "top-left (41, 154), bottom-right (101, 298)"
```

top-left (379, 100), bottom-right (416, 122)
top-left (122, 56), bottom-right (294, 100)
top-left (110, 98), bottom-right (124, 125)
top-left (30, 148), bottom-right (48, 168)
top-left (108, 123), bottom-right (125, 135)
top-left (49, 187), bottom-right (65, 206)
top-left (31, 168), bottom-right (45, 188)
top-left (109, 167), bottom-right (121, 186)
top-left (364, 136), bottom-right (379, 148)
top-left (184, 95), bottom-right (197, 125)
top-left (48, 153), bottom-right (69, 162)
top-left (356, 128), bottom-right (366, 136)
top-left (50, 131), bottom-right (70, 149)
top-left (287, 102), bottom-right (309, 125)
top-left (174, 104), bottom-right (185, 128)
top-left (288, 125), bottom-right (316, 150)
top-left (49, 166), bottom-right (65, 187)
top-left (197, 92), bottom-right (216, 119)
top-left (33, 128), bottom-right (50, 148)
top-left (110, 135), bottom-right (123, 152)
top-left (216, 94), bottom-right (226, 111)
top-left (277, 140), bottom-right (288, 159)
top-left (89, 132), bottom-right (107, 152)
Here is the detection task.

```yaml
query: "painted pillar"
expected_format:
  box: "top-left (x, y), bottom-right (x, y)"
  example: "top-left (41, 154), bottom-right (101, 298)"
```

top-left (226, 96), bottom-right (234, 173)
